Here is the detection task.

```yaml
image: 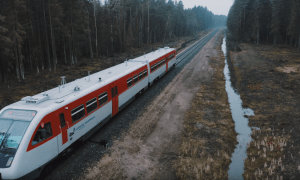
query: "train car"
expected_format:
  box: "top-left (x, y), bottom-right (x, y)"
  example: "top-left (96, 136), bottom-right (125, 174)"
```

top-left (130, 47), bottom-right (176, 86)
top-left (0, 47), bottom-right (176, 180)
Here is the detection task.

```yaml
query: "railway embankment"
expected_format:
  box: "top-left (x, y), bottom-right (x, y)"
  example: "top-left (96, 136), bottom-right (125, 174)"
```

top-left (226, 33), bottom-right (300, 179)
top-left (79, 29), bottom-right (225, 180)
top-left (174, 31), bottom-right (237, 179)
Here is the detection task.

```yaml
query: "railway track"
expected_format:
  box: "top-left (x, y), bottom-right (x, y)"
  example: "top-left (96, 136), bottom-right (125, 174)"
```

top-left (176, 29), bottom-right (219, 65)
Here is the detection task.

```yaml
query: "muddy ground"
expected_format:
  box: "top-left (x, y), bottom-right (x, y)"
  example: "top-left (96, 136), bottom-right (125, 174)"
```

top-left (0, 30), bottom-right (210, 109)
top-left (227, 33), bottom-right (300, 179)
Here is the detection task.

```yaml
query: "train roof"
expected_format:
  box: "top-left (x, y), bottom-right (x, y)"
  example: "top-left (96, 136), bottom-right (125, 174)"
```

top-left (4, 61), bottom-right (145, 112)
top-left (129, 47), bottom-right (175, 63)
top-left (2, 47), bottom-right (176, 114)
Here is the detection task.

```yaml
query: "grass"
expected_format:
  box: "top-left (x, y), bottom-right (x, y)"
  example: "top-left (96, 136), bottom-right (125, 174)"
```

top-left (174, 32), bottom-right (237, 180)
top-left (228, 39), bottom-right (300, 179)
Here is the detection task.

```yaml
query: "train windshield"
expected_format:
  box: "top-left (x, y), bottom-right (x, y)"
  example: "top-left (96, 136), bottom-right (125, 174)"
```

top-left (0, 109), bottom-right (36, 150)
top-left (0, 120), bottom-right (30, 149)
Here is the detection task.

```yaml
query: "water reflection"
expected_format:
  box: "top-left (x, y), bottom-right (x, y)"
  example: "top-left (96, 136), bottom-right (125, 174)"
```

top-left (222, 35), bottom-right (255, 180)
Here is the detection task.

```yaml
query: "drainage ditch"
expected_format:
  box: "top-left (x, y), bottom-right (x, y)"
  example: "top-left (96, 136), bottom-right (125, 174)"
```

top-left (222, 34), bottom-right (256, 179)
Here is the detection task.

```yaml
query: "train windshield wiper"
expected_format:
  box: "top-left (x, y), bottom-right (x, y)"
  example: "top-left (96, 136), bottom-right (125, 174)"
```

top-left (0, 133), bottom-right (11, 149)
top-left (0, 132), bottom-right (6, 147)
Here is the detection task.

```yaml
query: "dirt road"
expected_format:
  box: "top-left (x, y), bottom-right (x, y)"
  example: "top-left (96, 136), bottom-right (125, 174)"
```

top-left (77, 28), bottom-right (235, 180)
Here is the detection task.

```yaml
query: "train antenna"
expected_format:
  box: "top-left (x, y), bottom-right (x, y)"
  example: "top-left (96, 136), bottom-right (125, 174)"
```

top-left (88, 71), bottom-right (91, 82)
top-left (61, 76), bottom-right (66, 88)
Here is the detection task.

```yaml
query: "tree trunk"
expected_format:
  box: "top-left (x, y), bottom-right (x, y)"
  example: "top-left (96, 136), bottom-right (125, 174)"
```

top-left (36, 19), bottom-right (44, 70)
top-left (27, 0), bottom-right (34, 70)
top-left (298, 30), bottom-right (300, 52)
top-left (37, 19), bottom-right (44, 70)
top-left (163, 15), bottom-right (170, 42)
top-left (71, 12), bottom-right (75, 64)
top-left (64, 40), bottom-right (67, 64)
top-left (116, 13), bottom-right (122, 52)
top-left (285, 29), bottom-right (288, 45)
top-left (257, 28), bottom-right (259, 45)
top-left (14, 7), bottom-right (24, 80)
top-left (147, 1), bottom-right (150, 45)
top-left (243, 7), bottom-right (245, 32)
top-left (43, 0), bottom-right (51, 71)
top-left (27, 35), bottom-right (33, 70)
top-left (124, 16), bottom-right (126, 52)
top-left (14, 47), bottom-right (20, 81)
top-left (93, 0), bottom-right (99, 59)
top-left (73, 36), bottom-right (77, 64)
top-left (49, 0), bottom-right (57, 71)
top-left (87, 9), bottom-right (93, 61)
top-left (69, 40), bottom-right (74, 65)
top-left (36, 57), bottom-right (39, 73)
top-left (273, 34), bottom-right (277, 45)
top-left (130, 5), bottom-right (132, 54)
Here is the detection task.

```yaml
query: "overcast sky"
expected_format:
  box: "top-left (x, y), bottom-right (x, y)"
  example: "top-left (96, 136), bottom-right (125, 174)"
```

top-left (180, 0), bottom-right (233, 16)
top-left (100, 0), bottom-right (233, 16)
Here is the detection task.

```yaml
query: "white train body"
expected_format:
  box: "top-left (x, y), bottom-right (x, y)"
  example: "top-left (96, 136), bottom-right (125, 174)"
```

top-left (0, 47), bottom-right (176, 180)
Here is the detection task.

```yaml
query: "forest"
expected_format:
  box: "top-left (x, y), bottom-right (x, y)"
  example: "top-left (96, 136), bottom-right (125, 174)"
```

top-left (0, 0), bottom-right (226, 83)
top-left (227, 0), bottom-right (300, 48)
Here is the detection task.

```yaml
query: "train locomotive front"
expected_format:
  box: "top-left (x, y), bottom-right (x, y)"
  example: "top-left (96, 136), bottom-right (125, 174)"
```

top-left (0, 108), bottom-right (44, 179)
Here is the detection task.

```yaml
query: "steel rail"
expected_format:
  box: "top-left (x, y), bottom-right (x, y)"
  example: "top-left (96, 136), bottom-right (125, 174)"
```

top-left (176, 29), bottom-right (219, 65)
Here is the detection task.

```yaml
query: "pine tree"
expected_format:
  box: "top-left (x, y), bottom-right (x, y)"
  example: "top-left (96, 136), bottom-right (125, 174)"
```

top-left (288, 0), bottom-right (300, 51)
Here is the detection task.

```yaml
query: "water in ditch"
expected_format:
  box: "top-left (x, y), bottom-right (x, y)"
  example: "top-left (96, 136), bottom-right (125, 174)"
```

top-left (222, 35), bottom-right (255, 179)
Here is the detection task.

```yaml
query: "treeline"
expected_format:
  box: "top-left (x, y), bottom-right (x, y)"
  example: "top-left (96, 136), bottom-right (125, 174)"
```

top-left (227, 0), bottom-right (300, 48)
top-left (0, 0), bottom-right (226, 82)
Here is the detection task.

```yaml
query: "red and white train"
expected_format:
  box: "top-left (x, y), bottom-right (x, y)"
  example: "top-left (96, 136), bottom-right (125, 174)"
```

top-left (0, 47), bottom-right (176, 179)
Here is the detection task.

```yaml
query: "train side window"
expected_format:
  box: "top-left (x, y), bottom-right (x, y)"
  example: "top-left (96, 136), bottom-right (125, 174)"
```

top-left (133, 75), bottom-right (138, 83)
top-left (143, 69), bottom-right (147, 77)
top-left (111, 88), bottom-right (115, 98)
top-left (59, 113), bottom-right (66, 128)
top-left (32, 122), bottom-right (53, 146)
top-left (71, 105), bottom-right (85, 123)
top-left (163, 59), bottom-right (165, 64)
top-left (127, 78), bottom-right (133, 88)
top-left (151, 65), bottom-right (154, 72)
top-left (86, 98), bottom-right (98, 114)
top-left (115, 86), bottom-right (118, 95)
top-left (98, 92), bottom-right (108, 106)
top-left (154, 64), bottom-right (157, 70)
top-left (169, 54), bottom-right (174, 60)
top-left (139, 72), bottom-right (143, 80)
top-left (157, 61), bottom-right (161, 67)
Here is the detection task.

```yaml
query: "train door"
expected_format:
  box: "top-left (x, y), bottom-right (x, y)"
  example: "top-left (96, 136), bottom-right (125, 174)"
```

top-left (110, 82), bottom-right (119, 116)
top-left (56, 111), bottom-right (69, 152)
top-left (166, 57), bottom-right (169, 72)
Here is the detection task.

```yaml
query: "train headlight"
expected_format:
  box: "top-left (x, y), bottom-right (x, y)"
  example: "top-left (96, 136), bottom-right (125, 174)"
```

top-left (6, 157), bottom-right (14, 167)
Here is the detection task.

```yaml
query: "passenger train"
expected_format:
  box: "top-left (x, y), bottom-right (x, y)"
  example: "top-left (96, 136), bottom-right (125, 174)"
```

top-left (0, 47), bottom-right (176, 179)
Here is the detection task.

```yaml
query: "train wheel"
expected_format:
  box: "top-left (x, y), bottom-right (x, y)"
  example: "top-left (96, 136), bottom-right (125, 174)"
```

top-left (41, 163), bottom-right (54, 178)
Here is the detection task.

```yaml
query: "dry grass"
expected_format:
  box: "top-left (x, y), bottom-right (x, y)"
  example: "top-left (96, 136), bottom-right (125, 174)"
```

top-left (244, 129), bottom-right (289, 180)
top-left (174, 33), bottom-right (237, 180)
top-left (228, 42), bottom-right (300, 179)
